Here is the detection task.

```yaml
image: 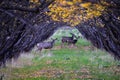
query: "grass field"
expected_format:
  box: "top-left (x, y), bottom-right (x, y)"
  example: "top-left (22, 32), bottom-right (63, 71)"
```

top-left (0, 28), bottom-right (120, 80)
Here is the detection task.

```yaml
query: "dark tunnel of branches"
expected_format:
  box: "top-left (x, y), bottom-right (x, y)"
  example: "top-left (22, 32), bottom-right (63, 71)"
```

top-left (0, 0), bottom-right (120, 67)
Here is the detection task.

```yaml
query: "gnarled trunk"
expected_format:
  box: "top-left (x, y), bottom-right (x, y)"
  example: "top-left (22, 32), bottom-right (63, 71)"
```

top-left (76, 0), bottom-right (120, 59)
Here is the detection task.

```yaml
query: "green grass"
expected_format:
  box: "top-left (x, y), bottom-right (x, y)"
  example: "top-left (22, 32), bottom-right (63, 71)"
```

top-left (1, 42), bottom-right (119, 80)
top-left (0, 29), bottom-right (120, 80)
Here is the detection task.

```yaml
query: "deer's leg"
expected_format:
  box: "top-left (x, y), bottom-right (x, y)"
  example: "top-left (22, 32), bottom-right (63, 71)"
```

top-left (49, 48), bottom-right (53, 53)
top-left (40, 48), bottom-right (42, 53)
top-left (71, 44), bottom-right (74, 48)
top-left (69, 43), bottom-right (75, 48)
top-left (37, 48), bottom-right (42, 54)
top-left (67, 42), bottom-right (71, 48)
top-left (61, 42), bottom-right (65, 48)
top-left (73, 44), bottom-right (77, 48)
top-left (39, 48), bottom-right (44, 56)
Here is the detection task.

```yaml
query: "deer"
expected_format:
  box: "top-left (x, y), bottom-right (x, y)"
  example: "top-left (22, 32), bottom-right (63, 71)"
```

top-left (67, 36), bottom-right (80, 47)
top-left (61, 33), bottom-right (76, 47)
top-left (36, 38), bottom-right (57, 52)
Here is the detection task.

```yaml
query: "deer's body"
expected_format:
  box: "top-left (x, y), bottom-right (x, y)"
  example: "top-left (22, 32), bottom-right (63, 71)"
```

top-left (61, 33), bottom-right (80, 45)
top-left (61, 33), bottom-right (80, 47)
top-left (69, 36), bottom-right (80, 44)
top-left (67, 39), bottom-right (78, 45)
top-left (61, 36), bottom-right (74, 43)
top-left (61, 33), bottom-right (75, 45)
top-left (37, 38), bottom-right (57, 51)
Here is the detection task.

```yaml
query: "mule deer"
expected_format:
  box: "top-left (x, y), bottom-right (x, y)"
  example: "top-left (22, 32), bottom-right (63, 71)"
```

top-left (61, 33), bottom-right (75, 47)
top-left (67, 36), bottom-right (80, 46)
top-left (36, 38), bottom-right (57, 51)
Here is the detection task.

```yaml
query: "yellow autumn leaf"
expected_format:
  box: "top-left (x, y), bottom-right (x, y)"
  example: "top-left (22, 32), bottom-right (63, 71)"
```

top-left (80, 2), bottom-right (91, 8)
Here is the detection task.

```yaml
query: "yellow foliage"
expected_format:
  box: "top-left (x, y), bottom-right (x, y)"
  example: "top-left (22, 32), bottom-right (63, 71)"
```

top-left (80, 2), bottom-right (91, 8)
top-left (29, 0), bottom-right (40, 8)
top-left (47, 0), bottom-right (107, 26)
top-left (29, 0), bottom-right (39, 3)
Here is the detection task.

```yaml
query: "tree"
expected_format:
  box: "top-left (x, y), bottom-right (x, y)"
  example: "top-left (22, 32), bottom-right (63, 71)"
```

top-left (76, 0), bottom-right (120, 60)
top-left (0, 0), bottom-right (120, 66)
top-left (0, 0), bottom-right (65, 67)
top-left (47, 0), bottom-right (120, 59)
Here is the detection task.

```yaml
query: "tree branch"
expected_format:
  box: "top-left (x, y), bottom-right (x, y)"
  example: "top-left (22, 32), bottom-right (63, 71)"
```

top-left (0, 5), bottom-right (40, 13)
top-left (41, 0), bottom-right (55, 9)
top-left (0, 0), bottom-right (55, 13)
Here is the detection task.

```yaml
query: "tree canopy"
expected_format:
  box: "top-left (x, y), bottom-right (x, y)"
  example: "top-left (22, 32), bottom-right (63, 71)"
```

top-left (47, 0), bottom-right (106, 26)
top-left (0, 0), bottom-right (120, 66)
